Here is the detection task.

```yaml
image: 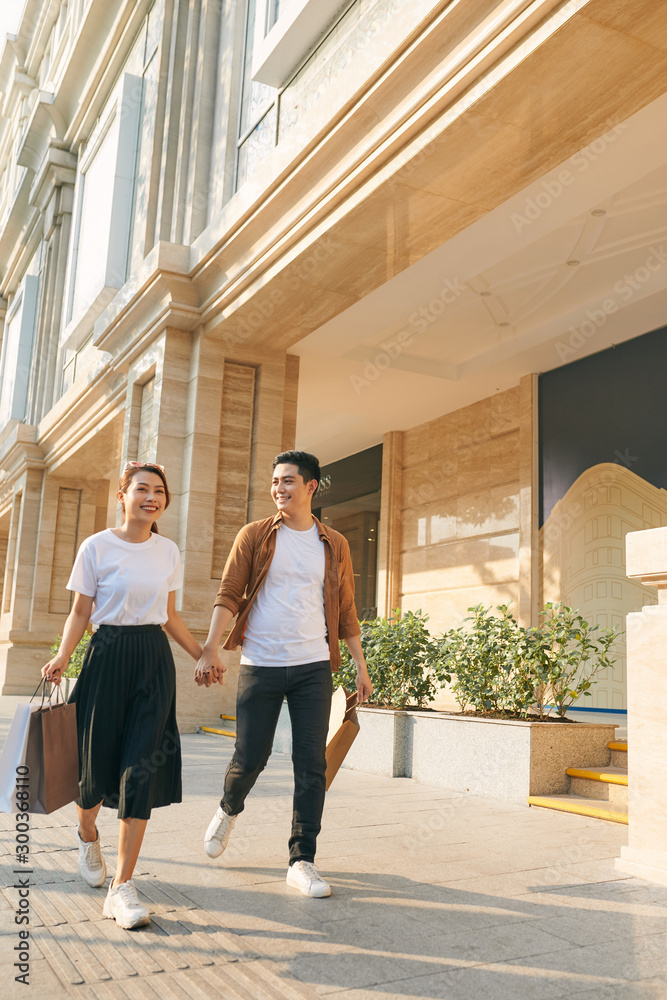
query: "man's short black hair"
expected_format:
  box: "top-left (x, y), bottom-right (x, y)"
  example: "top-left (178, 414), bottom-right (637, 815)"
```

top-left (273, 450), bottom-right (321, 486)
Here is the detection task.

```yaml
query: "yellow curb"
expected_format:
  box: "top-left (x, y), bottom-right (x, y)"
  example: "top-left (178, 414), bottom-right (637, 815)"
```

top-left (219, 714), bottom-right (236, 721)
top-left (566, 767), bottom-right (627, 785)
top-left (528, 796), bottom-right (628, 824)
top-left (201, 726), bottom-right (236, 738)
top-left (608, 741), bottom-right (627, 751)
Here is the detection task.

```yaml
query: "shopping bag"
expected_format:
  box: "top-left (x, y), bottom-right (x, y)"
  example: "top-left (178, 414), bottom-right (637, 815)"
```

top-left (325, 687), bottom-right (359, 790)
top-left (25, 686), bottom-right (79, 814)
top-left (0, 702), bottom-right (39, 813)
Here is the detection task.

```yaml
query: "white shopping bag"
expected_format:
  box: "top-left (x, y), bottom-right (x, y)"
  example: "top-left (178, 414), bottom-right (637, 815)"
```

top-left (0, 702), bottom-right (39, 813)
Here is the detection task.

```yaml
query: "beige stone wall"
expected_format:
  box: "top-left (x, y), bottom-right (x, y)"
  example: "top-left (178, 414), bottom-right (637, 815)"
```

top-left (399, 388), bottom-right (523, 634)
top-left (377, 380), bottom-right (539, 710)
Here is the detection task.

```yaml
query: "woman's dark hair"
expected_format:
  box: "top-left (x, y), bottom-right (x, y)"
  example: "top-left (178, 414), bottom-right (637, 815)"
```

top-left (118, 463), bottom-right (170, 533)
top-left (272, 450), bottom-right (321, 486)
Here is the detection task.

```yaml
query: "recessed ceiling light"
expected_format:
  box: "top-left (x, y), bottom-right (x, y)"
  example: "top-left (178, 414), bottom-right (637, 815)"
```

top-left (567, 259), bottom-right (580, 266)
top-left (591, 209), bottom-right (606, 217)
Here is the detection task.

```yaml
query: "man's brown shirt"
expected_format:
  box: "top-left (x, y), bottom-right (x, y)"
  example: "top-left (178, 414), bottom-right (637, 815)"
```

top-left (214, 512), bottom-right (360, 670)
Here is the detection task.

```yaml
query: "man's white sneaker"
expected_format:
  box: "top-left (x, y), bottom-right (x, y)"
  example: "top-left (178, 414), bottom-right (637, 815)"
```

top-left (204, 806), bottom-right (237, 858)
top-left (103, 879), bottom-right (150, 929)
top-left (77, 827), bottom-right (107, 887)
top-left (286, 861), bottom-right (331, 898)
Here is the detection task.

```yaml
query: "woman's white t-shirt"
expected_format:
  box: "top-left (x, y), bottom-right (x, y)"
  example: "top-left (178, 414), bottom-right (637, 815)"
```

top-left (67, 529), bottom-right (183, 627)
top-left (240, 521), bottom-right (330, 667)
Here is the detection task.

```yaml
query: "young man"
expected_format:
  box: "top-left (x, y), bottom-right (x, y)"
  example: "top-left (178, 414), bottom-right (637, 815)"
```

top-left (195, 450), bottom-right (372, 897)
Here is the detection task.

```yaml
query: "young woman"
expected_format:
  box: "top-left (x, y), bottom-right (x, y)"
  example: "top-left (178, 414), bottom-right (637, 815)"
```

top-left (42, 462), bottom-right (201, 930)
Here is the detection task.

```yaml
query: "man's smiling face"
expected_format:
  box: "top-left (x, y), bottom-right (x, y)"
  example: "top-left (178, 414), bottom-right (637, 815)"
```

top-left (271, 463), bottom-right (318, 516)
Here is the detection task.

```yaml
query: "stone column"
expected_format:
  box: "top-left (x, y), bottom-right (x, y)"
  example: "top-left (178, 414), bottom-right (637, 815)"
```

top-left (615, 526), bottom-right (667, 886)
top-left (120, 332), bottom-right (300, 731)
top-left (376, 430), bottom-right (403, 618)
top-left (0, 463), bottom-right (46, 694)
top-left (518, 373), bottom-right (539, 627)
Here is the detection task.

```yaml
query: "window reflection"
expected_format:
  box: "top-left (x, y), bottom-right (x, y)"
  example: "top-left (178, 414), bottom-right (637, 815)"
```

top-left (319, 490), bottom-right (380, 620)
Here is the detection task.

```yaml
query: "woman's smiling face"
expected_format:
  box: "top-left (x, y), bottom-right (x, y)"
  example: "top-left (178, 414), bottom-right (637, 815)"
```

top-left (119, 471), bottom-right (167, 526)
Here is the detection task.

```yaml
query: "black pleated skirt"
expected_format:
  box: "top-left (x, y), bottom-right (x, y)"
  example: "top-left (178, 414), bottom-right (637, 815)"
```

top-left (69, 624), bottom-right (182, 819)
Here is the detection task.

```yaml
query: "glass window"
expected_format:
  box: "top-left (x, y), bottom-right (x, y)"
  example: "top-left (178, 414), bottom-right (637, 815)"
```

top-left (319, 491), bottom-right (380, 620)
top-left (65, 73), bottom-right (142, 337)
top-left (236, 0), bottom-right (277, 190)
top-left (70, 111), bottom-right (121, 322)
top-left (0, 276), bottom-right (39, 428)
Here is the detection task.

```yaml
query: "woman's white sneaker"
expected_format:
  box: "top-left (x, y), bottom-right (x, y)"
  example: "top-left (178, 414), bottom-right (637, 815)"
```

top-left (77, 827), bottom-right (107, 887)
top-left (103, 879), bottom-right (150, 929)
top-left (204, 806), bottom-right (237, 858)
top-left (286, 861), bottom-right (331, 897)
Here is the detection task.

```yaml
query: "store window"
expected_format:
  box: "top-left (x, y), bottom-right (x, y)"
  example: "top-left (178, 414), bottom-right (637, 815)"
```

top-left (313, 444), bottom-right (382, 621)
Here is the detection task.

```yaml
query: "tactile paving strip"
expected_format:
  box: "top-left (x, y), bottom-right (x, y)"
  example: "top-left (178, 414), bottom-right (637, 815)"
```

top-left (1, 821), bottom-right (316, 1000)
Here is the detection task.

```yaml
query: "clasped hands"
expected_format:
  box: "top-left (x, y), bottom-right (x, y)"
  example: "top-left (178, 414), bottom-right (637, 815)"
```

top-left (194, 647), bottom-right (225, 687)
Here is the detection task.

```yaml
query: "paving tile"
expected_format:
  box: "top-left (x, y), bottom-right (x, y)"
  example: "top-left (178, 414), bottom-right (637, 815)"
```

top-left (2, 715), bottom-right (665, 1000)
top-left (564, 978), bottom-right (667, 999)
top-left (316, 961), bottom-right (570, 998)
top-left (508, 933), bottom-right (667, 985)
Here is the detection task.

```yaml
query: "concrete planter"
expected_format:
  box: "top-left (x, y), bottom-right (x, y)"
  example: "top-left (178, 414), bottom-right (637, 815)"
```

top-left (402, 712), bottom-right (616, 804)
top-left (272, 703), bottom-right (615, 803)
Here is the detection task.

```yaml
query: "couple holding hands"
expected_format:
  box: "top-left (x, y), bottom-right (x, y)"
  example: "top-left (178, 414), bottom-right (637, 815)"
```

top-left (42, 450), bottom-right (372, 930)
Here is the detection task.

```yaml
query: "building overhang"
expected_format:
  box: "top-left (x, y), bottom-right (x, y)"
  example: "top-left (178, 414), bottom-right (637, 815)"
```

top-left (184, 0), bottom-right (667, 358)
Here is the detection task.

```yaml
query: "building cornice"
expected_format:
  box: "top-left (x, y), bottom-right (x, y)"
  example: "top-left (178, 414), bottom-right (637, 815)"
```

top-left (0, 423), bottom-right (44, 484)
top-left (92, 242), bottom-right (199, 364)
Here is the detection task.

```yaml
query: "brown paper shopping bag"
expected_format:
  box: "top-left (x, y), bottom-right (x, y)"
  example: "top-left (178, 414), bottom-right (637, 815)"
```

top-left (325, 687), bottom-right (360, 790)
top-left (25, 686), bottom-right (79, 814)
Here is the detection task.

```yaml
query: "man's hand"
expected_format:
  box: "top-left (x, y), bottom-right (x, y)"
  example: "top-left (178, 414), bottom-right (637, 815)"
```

top-left (356, 665), bottom-right (373, 705)
top-left (344, 634), bottom-right (372, 705)
top-left (194, 647), bottom-right (225, 687)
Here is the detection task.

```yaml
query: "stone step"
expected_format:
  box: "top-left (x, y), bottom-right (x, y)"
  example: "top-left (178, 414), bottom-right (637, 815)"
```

top-left (199, 713), bottom-right (237, 739)
top-left (567, 765), bottom-right (628, 804)
top-left (528, 793), bottom-right (628, 824)
top-left (609, 740), bottom-right (627, 767)
top-left (200, 726), bottom-right (236, 738)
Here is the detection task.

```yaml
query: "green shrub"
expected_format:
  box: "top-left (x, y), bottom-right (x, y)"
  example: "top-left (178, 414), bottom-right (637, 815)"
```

top-left (336, 602), bottom-right (619, 718)
top-left (50, 633), bottom-right (91, 678)
top-left (438, 604), bottom-right (534, 716)
top-left (336, 609), bottom-right (450, 709)
top-left (440, 602), bottom-right (620, 718)
top-left (525, 602), bottom-right (620, 718)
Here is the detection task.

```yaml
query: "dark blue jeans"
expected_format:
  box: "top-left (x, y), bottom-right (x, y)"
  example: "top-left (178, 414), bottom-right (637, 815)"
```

top-left (222, 660), bottom-right (333, 864)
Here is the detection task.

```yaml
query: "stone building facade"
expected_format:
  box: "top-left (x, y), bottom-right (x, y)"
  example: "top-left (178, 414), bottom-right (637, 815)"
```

top-left (0, 0), bottom-right (665, 726)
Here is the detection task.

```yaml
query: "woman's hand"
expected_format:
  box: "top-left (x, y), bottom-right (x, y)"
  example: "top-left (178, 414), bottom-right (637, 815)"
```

top-left (194, 647), bottom-right (225, 687)
top-left (42, 655), bottom-right (68, 686)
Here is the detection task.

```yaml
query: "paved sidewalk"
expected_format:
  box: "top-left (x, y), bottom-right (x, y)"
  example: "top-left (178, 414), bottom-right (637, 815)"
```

top-left (1, 696), bottom-right (667, 1000)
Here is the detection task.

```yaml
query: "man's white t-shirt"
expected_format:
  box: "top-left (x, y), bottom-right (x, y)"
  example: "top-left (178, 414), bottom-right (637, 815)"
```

top-left (240, 520), bottom-right (330, 667)
top-left (67, 529), bottom-right (183, 627)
